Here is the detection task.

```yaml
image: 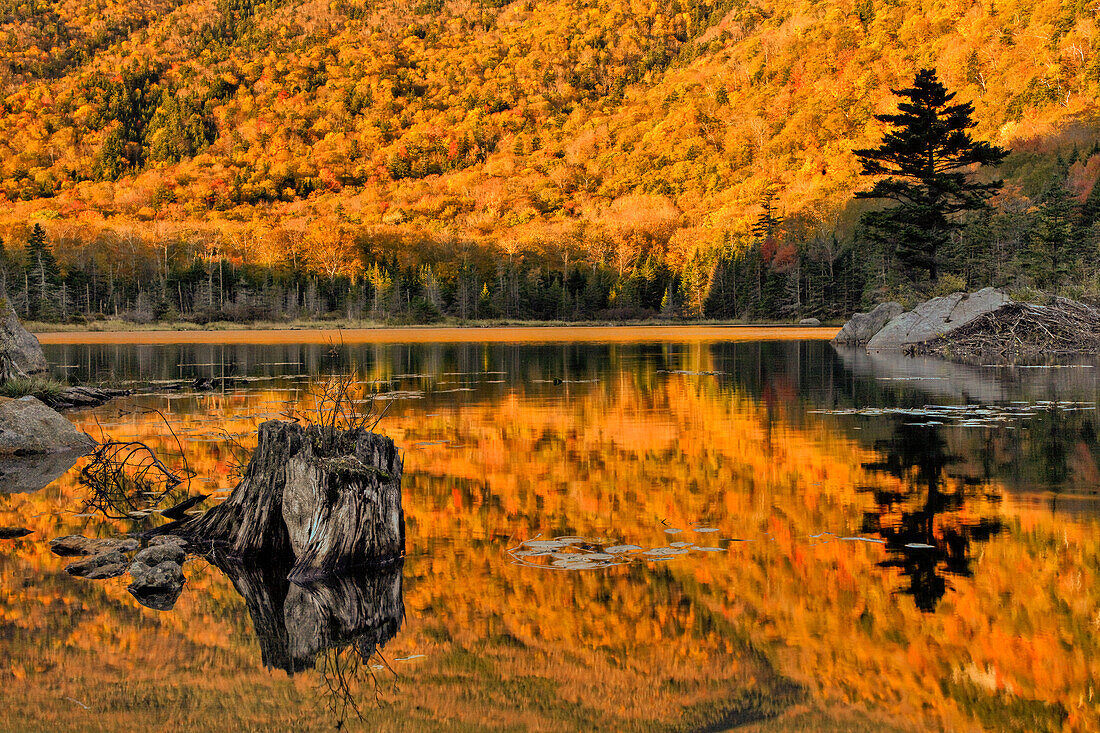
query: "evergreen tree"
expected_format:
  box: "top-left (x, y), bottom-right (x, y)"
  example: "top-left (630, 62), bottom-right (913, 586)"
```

top-left (704, 249), bottom-right (739, 319)
top-left (1029, 174), bottom-right (1080, 288)
top-left (752, 188), bottom-right (781, 240)
top-left (854, 69), bottom-right (1008, 282)
top-left (1075, 177), bottom-right (1100, 271)
top-left (23, 224), bottom-right (62, 320)
top-left (0, 237), bottom-right (17, 298)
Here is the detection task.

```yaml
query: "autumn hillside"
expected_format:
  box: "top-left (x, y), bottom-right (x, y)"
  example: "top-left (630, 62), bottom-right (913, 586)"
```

top-left (2, 0), bottom-right (1100, 322)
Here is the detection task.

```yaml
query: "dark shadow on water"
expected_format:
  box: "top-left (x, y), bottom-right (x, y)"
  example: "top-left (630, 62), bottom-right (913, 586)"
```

top-left (859, 420), bottom-right (1004, 612)
top-left (0, 449), bottom-right (87, 494)
top-left (212, 551), bottom-right (404, 722)
top-left (211, 552), bottom-right (404, 674)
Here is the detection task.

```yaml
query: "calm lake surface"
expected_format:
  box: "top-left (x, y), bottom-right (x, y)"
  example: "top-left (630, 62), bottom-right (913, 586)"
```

top-left (4, 328), bottom-right (1100, 732)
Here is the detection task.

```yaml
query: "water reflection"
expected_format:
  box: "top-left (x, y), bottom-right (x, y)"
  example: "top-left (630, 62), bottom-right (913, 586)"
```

top-left (214, 554), bottom-right (404, 675)
top-left (859, 421), bottom-right (1004, 611)
top-left (1, 336), bottom-right (1097, 730)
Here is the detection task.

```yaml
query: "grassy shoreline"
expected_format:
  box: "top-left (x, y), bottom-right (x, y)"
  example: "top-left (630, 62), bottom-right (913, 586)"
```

top-left (27, 317), bottom-right (839, 334)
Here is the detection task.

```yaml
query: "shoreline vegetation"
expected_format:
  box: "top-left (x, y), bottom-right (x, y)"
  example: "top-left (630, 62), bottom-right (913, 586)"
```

top-left (32, 321), bottom-right (840, 345)
top-left (27, 316), bottom-right (840, 334)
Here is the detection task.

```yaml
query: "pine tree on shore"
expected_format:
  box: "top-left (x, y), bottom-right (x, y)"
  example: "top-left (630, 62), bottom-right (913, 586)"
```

top-left (23, 224), bottom-right (62, 321)
top-left (854, 69), bottom-right (1008, 283)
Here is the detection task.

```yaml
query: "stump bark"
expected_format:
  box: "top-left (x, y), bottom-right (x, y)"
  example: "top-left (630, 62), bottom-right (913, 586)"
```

top-left (173, 420), bottom-right (404, 578)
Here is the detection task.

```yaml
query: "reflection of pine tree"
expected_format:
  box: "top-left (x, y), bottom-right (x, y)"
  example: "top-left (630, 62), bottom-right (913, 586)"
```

top-left (860, 421), bottom-right (1003, 612)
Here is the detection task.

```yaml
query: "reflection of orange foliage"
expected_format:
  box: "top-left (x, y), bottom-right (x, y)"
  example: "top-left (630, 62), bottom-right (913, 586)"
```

top-left (0, 357), bottom-right (1098, 730)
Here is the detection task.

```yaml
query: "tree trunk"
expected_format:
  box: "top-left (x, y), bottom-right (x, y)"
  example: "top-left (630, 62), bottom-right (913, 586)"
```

top-left (171, 420), bottom-right (404, 578)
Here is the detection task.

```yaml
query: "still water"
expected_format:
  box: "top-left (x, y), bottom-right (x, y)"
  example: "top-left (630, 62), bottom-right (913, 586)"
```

top-left (3, 330), bottom-right (1100, 732)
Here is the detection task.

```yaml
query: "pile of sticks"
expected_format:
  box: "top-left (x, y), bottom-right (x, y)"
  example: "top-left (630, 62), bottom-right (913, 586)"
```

top-left (923, 298), bottom-right (1100, 360)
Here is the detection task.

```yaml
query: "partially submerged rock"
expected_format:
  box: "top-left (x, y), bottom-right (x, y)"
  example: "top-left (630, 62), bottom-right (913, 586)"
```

top-left (50, 535), bottom-right (139, 557)
top-left (832, 302), bottom-right (904, 346)
top-left (0, 396), bottom-right (96, 455)
top-left (65, 551), bottom-right (129, 579)
top-left (133, 543), bottom-right (186, 567)
top-left (867, 288), bottom-right (1010, 350)
top-left (45, 386), bottom-right (132, 411)
top-left (0, 526), bottom-right (32, 539)
top-left (148, 535), bottom-right (188, 548)
top-left (129, 560), bottom-right (185, 610)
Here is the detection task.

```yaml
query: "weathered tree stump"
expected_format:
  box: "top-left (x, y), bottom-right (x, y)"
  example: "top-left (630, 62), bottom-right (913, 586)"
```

top-left (171, 419), bottom-right (404, 578)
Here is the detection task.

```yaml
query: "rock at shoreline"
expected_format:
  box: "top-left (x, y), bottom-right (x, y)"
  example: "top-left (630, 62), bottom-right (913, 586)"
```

top-left (867, 288), bottom-right (1010, 350)
top-left (65, 551), bottom-right (130, 578)
top-left (50, 535), bottom-right (140, 557)
top-left (0, 396), bottom-right (96, 455)
top-left (798, 317), bottom-right (822, 326)
top-left (838, 288), bottom-right (1100, 358)
top-left (0, 296), bottom-right (47, 378)
top-left (832, 302), bottom-right (904, 345)
top-left (129, 559), bottom-right (185, 610)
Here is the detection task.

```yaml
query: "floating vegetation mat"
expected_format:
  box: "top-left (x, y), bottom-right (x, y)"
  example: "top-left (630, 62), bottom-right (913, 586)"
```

top-left (809, 400), bottom-right (1095, 427)
top-left (656, 369), bottom-right (723, 376)
top-left (508, 531), bottom-right (950, 570)
top-left (507, 534), bottom-right (726, 570)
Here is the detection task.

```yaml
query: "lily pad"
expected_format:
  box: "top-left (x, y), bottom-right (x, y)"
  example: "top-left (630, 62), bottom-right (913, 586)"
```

top-left (643, 547), bottom-right (690, 557)
top-left (605, 545), bottom-right (643, 554)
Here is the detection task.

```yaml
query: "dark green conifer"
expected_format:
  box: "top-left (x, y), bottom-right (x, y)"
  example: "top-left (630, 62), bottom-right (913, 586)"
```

top-left (854, 69), bottom-right (1008, 282)
top-left (23, 224), bottom-right (62, 320)
top-left (1029, 174), bottom-right (1080, 288)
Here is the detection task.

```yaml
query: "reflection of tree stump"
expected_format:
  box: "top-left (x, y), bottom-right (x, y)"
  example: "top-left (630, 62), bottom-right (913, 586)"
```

top-left (214, 553), bottom-right (404, 674)
top-left (285, 567), bottom-right (404, 670)
top-left (174, 420), bottom-right (404, 578)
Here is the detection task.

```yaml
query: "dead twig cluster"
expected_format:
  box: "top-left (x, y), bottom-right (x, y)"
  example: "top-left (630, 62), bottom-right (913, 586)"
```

top-left (923, 298), bottom-right (1100, 361)
top-left (282, 373), bottom-right (390, 455)
top-left (80, 409), bottom-right (196, 519)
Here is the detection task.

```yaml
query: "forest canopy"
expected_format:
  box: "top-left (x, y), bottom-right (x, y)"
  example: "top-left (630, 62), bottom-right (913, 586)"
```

top-left (1, 0), bottom-right (1100, 323)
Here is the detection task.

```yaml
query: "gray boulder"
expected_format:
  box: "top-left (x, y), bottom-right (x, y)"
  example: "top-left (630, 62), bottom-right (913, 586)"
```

top-left (799, 317), bottom-right (822, 326)
top-left (65, 551), bottom-right (130, 579)
top-left (0, 296), bottom-right (47, 378)
top-left (132, 543), bottom-right (186, 567)
top-left (0, 396), bottom-right (96, 455)
top-left (868, 288), bottom-right (1011, 350)
top-left (50, 535), bottom-right (139, 557)
top-left (148, 535), bottom-right (188, 548)
top-left (832, 302), bottom-right (905, 345)
top-left (128, 560), bottom-right (185, 610)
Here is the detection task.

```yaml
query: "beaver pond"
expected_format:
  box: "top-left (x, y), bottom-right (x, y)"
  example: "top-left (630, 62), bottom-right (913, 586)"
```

top-left (2, 328), bottom-right (1099, 732)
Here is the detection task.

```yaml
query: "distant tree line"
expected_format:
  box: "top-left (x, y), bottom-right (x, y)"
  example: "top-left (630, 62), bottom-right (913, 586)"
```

top-left (5, 72), bottom-right (1100, 326)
